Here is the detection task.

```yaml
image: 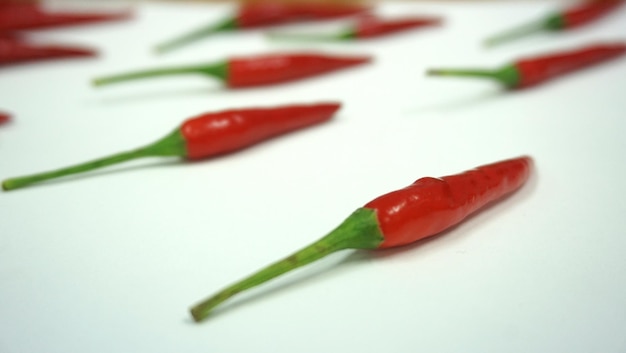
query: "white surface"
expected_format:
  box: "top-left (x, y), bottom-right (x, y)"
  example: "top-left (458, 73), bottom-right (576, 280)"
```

top-left (2, 2), bottom-right (626, 352)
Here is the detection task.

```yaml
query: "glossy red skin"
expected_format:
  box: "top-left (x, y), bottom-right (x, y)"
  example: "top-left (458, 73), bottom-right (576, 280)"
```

top-left (0, 35), bottom-right (96, 65)
top-left (236, 2), bottom-right (368, 28)
top-left (515, 43), bottom-right (626, 87)
top-left (561, 0), bottom-right (624, 28)
top-left (180, 103), bottom-right (340, 159)
top-left (0, 3), bottom-right (130, 31)
top-left (355, 16), bottom-right (441, 38)
top-left (226, 53), bottom-right (370, 88)
top-left (364, 156), bottom-right (532, 249)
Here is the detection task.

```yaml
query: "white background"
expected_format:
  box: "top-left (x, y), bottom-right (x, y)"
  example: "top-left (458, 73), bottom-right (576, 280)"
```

top-left (1, 1), bottom-right (626, 352)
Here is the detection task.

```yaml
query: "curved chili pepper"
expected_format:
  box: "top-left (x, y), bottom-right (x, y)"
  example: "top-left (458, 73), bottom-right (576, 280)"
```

top-left (189, 156), bottom-right (533, 322)
top-left (268, 15), bottom-right (441, 42)
top-left (485, 0), bottom-right (624, 47)
top-left (154, 2), bottom-right (369, 54)
top-left (427, 42), bottom-right (626, 89)
top-left (92, 52), bottom-right (371, 88)
top-left (0, 3), bottom-right (131, 31)
top-left (0, 34), bottom-right (96, 66)
top-left (1, 102), bottom-right (339, 191)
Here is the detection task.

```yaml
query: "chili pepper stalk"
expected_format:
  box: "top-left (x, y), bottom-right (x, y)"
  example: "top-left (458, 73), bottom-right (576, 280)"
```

top-left (427, 66), bottom-right (520, 88)
top-left (2, 102), bottom-right (340, 191)
top-left (484, 0), bottom-right (624, 47)
top-left (427, 42), bottom-right (626, 89)
top-left (190, 156), bottom-right (533, 322)
top-left (92, 52), bottom-right (371, 89)
top-left (92, 61), bottom-right (228, 87)
top-left (191, 207), bottom-right (384, 320)
top-left (154, 18), bottom-right (237, 54)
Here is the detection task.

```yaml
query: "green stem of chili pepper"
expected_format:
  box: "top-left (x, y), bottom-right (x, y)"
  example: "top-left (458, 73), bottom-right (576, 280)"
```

top-left (154, 18), bottom-right (237, 54)
top-left (190, 207), bottom-right (384, 322)
top-left (426, 64), bottom-right (520, 88)
top-left (484, 14), bottom-right (562, 47)
top-left (266, 29), bottom-right (355, 42)
top-left (1, 129), bottom-right (185, 191)
top-left (92, 61), bottom-right (229, 87)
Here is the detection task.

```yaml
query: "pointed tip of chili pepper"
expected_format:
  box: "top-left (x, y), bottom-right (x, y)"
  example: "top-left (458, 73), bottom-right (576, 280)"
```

top-left (300, 101), bottom-right (342, 118)
top-left (310, 101), bottom-right (342, 121)
top-left (57, 46), bottom-right (98, 58)
top-left (70, 8), bottom-right (135, 24)
top-left (0, 113), bottom-right (11, 125)
top-left (326, 54), bottom-right (372, 69)
top-left (321, 53), bottom-right (372, 66)
top-left (0, 38), bottom-right (97, 64)
top-left (0, 3), bottom-right (134, 31)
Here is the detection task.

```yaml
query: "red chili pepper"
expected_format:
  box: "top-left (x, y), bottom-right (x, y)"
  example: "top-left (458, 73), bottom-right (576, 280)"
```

top-left (1, 102), bottom-right (339, 191)
top-left (188, 156), bottom-right (533, 322)
top-left (427, 42), bottom-right (626, 89)
top-left (485, 0), bottom-right (624, 47)
top-left (268, 15), bottom-right (442, 41)
top-left (154, 2), bottom-right (369, 53)
top-left (0, 3), bottom-right (131, 32)
top-left (0, 112), bottom-right (11, 125)
top-left (92, 52), bottom-right (371, 88)
top-left (0, 34), bottom-right (96, 65)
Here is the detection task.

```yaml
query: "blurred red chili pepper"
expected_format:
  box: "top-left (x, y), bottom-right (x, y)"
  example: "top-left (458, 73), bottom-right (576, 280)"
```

top-left (269, 14), bottom-right (442, 41)
top-left (427, 42), bottom-right (626, 88)
top-left (0, 3), bottom-right (131, 32)
top-left (92, 52), bottom-right (371, 88)
top-left (2, 102), bottom-right (340, 191)
top-left (0, 33), bottom-right (95, 65)
top-left (154, 2), bottom-right (369, 54)
top-left (485, 0), bottom-right (624, 47)
top-left (0, 112), bottom-right (10, 125)
top-left (189, 156), bottom-right (533, 322)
